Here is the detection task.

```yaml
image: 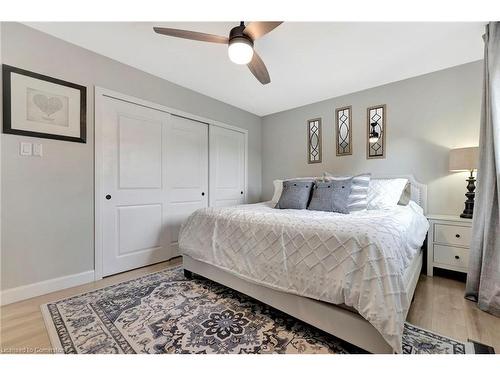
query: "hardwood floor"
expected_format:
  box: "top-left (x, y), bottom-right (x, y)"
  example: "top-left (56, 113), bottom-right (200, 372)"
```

top-left (1, 259), bottom-right (498, 353)
top-left (407, 274), bottom-right (500, 351)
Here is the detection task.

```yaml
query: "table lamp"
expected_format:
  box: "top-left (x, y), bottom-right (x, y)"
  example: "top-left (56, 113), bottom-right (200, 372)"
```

top-left (449, 147), bottom-right (479, 219)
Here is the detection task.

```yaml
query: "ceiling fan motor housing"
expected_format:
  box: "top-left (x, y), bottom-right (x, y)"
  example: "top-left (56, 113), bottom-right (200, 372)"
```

top-left (229, 23), bottom-right (254, 47)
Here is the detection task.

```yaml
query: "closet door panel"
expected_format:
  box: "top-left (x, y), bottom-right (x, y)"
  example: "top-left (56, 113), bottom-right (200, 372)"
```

top-left (101, 98), bottom-right (170, 277)
top-left (166, 115), bottom-right (209, 256)
top-left (209, 125), bottom-right (245, 207)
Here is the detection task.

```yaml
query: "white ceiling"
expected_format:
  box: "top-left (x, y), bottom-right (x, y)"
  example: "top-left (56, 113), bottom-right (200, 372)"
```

top-left (24, 22), bottom-right (485, 116)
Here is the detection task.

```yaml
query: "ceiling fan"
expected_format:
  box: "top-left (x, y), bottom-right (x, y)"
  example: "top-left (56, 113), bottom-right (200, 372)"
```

top-left (153, 21), bottom-right (283, 85)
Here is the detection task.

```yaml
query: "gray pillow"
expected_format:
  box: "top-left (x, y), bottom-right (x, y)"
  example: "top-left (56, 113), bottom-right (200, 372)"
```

top-left (324, 173), bottom-right (371, 211)
top-left (275, 180), bottom-right (314, 210)
top-left (308, 179), bottom-right (352, 213)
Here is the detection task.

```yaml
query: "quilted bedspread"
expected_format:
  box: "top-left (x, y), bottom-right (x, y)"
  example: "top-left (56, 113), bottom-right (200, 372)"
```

top-left (178, 201), bottom-right (429, 352)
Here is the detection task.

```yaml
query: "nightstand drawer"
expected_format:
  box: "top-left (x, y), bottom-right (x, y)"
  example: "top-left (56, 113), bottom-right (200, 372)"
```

top-left (434, 224), bottom-right (471, 247)
top-left (433, 244), bottom-right (469, 270)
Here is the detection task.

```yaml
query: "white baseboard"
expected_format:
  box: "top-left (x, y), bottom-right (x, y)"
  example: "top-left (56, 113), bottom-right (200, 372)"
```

top-left (0, 270), bottom-right (95, 306)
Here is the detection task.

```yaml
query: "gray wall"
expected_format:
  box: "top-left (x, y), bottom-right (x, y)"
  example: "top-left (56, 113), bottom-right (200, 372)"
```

top-left (262, 61), bottom-right (482, 215)
top-left (0, 22), bottom-right (262, 290)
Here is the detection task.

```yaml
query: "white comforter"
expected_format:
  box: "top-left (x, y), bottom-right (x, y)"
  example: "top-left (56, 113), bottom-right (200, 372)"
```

top-left (178, 201), bottom-right (429, 352)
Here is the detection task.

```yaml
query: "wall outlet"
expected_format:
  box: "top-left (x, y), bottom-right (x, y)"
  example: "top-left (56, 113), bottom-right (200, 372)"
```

top-left (33, 143), bottom-right (43, 157)
top-left (20, 142), bottom-right (32, 156)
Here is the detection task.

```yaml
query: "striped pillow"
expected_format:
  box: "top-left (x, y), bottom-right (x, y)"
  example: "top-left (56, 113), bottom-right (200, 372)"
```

top-left (324, 173), bottom-right (371, 211)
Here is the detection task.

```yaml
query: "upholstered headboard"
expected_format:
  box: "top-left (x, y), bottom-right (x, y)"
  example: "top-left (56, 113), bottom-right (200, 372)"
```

top-left (373, 174), bottom-right (428, 213)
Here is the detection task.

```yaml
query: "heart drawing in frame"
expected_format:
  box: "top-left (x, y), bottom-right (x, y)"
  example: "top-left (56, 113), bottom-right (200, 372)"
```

top-left (32, 94), bottom-right (64, 121)
top-left (26, 87), bottom-right (69, 127)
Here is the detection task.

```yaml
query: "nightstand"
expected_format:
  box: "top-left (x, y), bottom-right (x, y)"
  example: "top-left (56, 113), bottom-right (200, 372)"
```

top-left (426, 214), bottom-right (472, 276)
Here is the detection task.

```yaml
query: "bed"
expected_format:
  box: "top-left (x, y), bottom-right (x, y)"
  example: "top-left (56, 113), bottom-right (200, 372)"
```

top-left (179, 175), bottom-right (429, 353)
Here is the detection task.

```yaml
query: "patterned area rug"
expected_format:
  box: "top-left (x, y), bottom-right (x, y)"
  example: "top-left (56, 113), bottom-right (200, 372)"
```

top-left (41, 266), bottom-right (483, 354)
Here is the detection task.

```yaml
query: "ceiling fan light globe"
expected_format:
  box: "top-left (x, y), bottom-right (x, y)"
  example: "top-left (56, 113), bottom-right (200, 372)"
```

top-left (228, 38), bottom-right (254, 65)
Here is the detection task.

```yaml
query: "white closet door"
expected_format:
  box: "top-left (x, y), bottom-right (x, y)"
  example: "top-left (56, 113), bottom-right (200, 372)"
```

top-left (165, 115), bottom-right (209, 257)
top-left (101, 97), bottom-right (171, 276)
top-left (209, 125), bottom-right (246, 207)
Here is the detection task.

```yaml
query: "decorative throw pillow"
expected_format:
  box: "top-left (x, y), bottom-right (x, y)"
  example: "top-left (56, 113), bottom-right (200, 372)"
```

top-left (271, 177), bottom-right (318, 205)
top-left (324, 173), bottom-right (371, 211)
top-left (367, 178), bottom-right (408, 209)
top-left (308, 179), bottom-right (352, 213)
top-left (398, 182), bottom-right (412, 206)
top-left (275, 180), bottom-right (314, 210)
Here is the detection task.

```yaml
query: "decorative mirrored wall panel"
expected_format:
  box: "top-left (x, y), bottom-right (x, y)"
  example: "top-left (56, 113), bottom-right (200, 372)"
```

top-left (366, 104), bottom-right (386, 159)
top-left (335, 106), bottom-right (352, 156)
top-left (307, 118), bottom-right (322, 164)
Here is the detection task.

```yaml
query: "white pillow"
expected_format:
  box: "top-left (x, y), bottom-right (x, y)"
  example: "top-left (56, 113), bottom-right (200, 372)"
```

top-left (367, 178), bottom-right (408, 210)
top-left (271, 179), bottom-right (283, 205)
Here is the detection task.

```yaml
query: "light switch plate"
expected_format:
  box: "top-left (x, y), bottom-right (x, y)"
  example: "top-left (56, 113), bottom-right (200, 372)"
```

top-left (20, 142), bottom-right (32, 156)
top-left (33, 143), bottom-right (43, 157)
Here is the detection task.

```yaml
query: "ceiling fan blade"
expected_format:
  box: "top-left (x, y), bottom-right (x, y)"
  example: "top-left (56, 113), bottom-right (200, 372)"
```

top-left (247, 51), bottom-right (271, 85)
top-left (153, 27), bottom-right (229, 44)
top-left (243, 22), bottom-right (283, 40)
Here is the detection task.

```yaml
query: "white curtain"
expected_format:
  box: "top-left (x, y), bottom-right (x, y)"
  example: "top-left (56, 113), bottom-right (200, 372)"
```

top-left (465, 22), bottom-right (500, 316)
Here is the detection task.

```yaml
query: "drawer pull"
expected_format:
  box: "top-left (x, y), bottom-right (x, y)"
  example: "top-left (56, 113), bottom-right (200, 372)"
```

top-left (455, 255), bottom-right (460, 259)
top-left (455, 234), bottom-right (461, 238)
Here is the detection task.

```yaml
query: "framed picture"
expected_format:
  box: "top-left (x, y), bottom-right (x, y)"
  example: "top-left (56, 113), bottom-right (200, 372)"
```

top-left (335, 106), bottom-right (352, 156)
top-left (307, 117), bottom-right (322, 164)
top-left (366, 104), bottom-right (386, 159)
top-left (2, 64), bottom-right (86, 143)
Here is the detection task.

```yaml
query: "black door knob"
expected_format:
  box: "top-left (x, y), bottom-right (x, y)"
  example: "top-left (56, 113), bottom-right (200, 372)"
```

top-left (105, 194), bottom-right (111, 200)
top-left (240, 191), bottom-right (243, 195)
top-left (455, 255), bottom-right (460, 259)
top-left (455, 234), bottom-right (461, 238)
top-left (201, 192), bottom-right (205, 196)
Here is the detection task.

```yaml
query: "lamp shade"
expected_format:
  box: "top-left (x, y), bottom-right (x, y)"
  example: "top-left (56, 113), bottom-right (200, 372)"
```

top-left (449, 147), bottom-right (479, 171)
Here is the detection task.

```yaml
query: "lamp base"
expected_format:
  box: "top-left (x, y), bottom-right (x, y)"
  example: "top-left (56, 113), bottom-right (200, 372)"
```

top-left (460, 172), bottom-right (476, 219)
top-left (460, 211), bottom-right (473, 219)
